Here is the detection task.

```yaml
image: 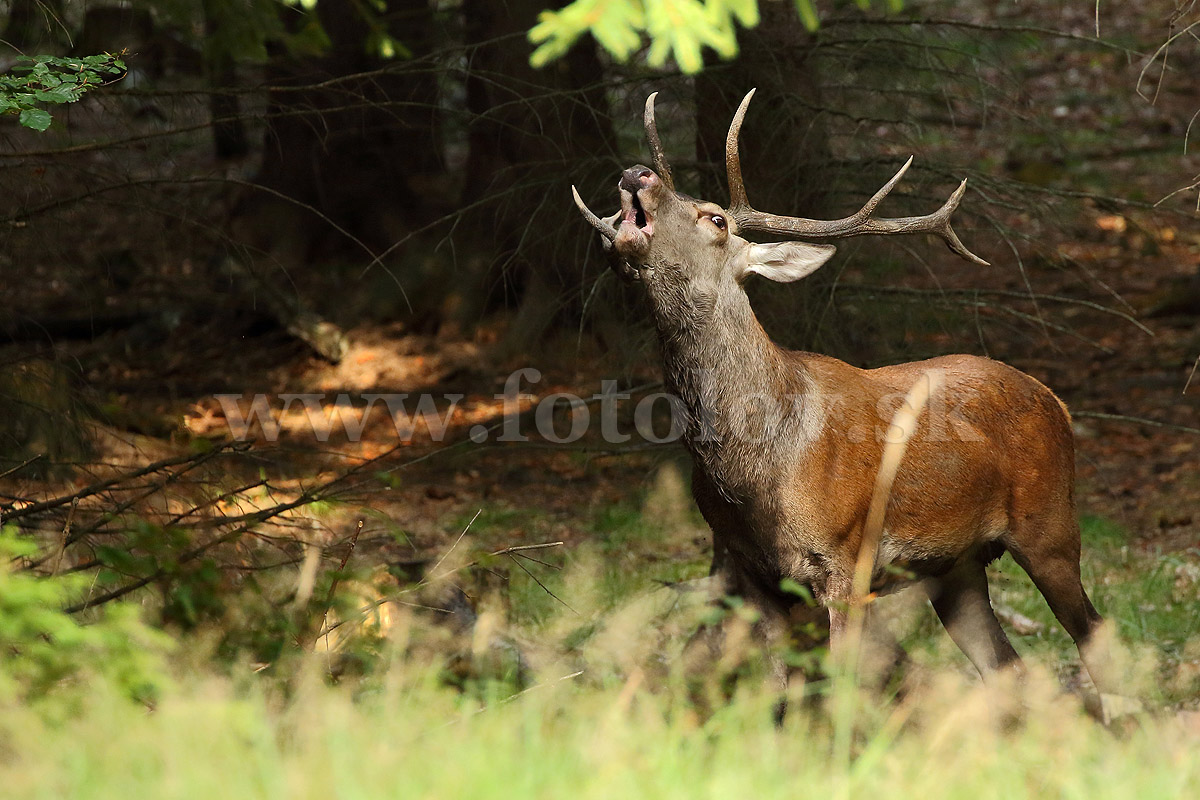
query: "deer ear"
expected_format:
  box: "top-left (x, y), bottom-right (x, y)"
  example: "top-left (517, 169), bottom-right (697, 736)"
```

top-left (738, 241), bottom-right (837, 283)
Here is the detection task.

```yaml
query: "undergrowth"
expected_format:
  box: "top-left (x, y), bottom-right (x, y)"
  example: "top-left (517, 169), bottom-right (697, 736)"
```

top-left (2, 502), bottom-right (1198, 797)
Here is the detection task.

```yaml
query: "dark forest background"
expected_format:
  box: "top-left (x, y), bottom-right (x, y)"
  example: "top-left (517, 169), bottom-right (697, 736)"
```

top-left (5, 0), bottom-right (1194, 369)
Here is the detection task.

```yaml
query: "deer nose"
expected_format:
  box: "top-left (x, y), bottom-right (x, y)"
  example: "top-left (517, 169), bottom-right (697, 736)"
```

top-left (620, 165), bottom-right (658, 193)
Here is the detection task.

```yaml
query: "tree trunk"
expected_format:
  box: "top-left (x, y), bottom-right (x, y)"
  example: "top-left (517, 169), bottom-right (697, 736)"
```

top-left (202, 0), bottom-right (249, 160)
top-left (460, 0), bottom-right (616, 346)
top-left (226, 0), bottom-right (449, 346)
top-left (239, 0), bottom-right (446, 255)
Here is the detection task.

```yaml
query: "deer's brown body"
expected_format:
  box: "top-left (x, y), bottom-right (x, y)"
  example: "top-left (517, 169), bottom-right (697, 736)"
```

top-left (573, 90), bottom-right (1108, 689)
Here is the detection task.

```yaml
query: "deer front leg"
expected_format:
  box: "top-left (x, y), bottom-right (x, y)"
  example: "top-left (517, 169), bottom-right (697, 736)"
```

top-left (822, 572), bottom-right (856, 669)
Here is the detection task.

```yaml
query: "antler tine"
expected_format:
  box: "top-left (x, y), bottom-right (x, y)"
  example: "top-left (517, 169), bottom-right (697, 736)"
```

top-left (725, 88), bottom-right (756, 211)
top-left (571, 185), bottom-right (618, 243)
top-left (926, 179), bottom-right (990, 266)
top-left (729, 146), bottom-right (989, 266)
top-left (851, 173), bottom-right (988, 266)
top-left (854, 155), bottom-right (913, 221)
top-left (644, 92), bottom-right (675, 191)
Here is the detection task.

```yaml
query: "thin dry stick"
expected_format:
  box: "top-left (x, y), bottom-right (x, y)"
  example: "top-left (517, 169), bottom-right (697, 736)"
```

top-left (1072, 410), bottom-right (1200, 437)
top-left (1137, 18), bottom-right (1200, 103)
top-left (63, 490), bottom-right (333, 613)
top-left (164, 478), bottom-right (271, 527)
top-left (57, 445), bottom-right (234, 549)
top-left (833, 370), bottom-right (943, 779)
top-left (0, 455), bottom-right (43, 481)
top-left (837, 284), bottom-right (1152, 335)
top-left (49, 499), bottom-right (77, 578)
top-left (507, 551), bottom-right (560, 570)
top-left (2, 442), bottom-right (246, 524)
top-left (318, 518), bottom-right (365, 654)
top-left (54, 425), bottom-right (483, 610)
top-left (1185, 355), bottom-right (1199, 395)
top-left (424, 509), bottom-right (483, 582)
top-left (506, 552), bottom-right (578, 616)
top-left (434, 669), bottom-right (586, 731)
top-left (848, 370), bottom-right (946, 658)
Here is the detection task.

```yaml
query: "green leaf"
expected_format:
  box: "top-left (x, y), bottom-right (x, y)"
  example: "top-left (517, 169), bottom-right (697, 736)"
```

top-left (34, 87), bottom-right (77, 104)
top-left (674, 33), bottom-right (704, 73)
top-left (793, 0), bottom-right (819, 32)
top-left (727, 0), bottom-right (760, 28)
top-left (779, 577), bottom-right (816, 605)
top-left (18, 107), bottom-right (51, 131)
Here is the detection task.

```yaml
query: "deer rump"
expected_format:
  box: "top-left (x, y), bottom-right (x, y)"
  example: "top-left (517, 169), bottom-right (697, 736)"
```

top-left (572, 90), bottom-right (1110, 702)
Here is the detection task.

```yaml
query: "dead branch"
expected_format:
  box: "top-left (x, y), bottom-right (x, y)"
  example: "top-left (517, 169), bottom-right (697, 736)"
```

top-left (835, 284), bottom-right (1153, 335)
top-left (2, 442), bottom-right (250, 525)
top-left (1072, 411), bottom-right (1200, 437)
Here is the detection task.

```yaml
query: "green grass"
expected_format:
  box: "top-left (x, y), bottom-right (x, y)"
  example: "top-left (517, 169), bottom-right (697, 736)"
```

top-left (505, 467), bottom-right (712, 632)
top-left (980, 515), bottom-right (1200, 704)
top-left (4, 509), bottom-right (1199, 797)
top-left (863, 512), bottom-right (1200, 709)
top-left (3, 647), bottom-right (1199, 799)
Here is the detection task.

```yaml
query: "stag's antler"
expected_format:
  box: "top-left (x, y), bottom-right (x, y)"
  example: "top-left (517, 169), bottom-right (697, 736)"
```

top-left (571, 91), bottom-right (672, 242)
top-left (644, 92), bottom-right (675, 192)
top-left (571, 185), bottom-right (618, 242)
top-left (725, 89), bottom-right (989, 266)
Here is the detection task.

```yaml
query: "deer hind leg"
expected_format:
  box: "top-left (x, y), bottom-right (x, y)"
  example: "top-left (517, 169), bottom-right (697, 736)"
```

top-left (928, 552), bottom-right (1022, 678)
top-left (1003, 506), bottom-right (1113, 700)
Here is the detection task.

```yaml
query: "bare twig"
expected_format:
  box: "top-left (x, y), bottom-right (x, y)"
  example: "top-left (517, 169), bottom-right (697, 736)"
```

top-left (317, 518), bottom-right (365, 654)
top-left (1, 442), bottom-right (248, 524)
top-left (49, 499), bottom-right (76, 578)
top-left (434, 669), bottom-right (586, 730)
top-left (820, 15), bottom-right (1146, 57)
top-left (1137, 18), bottom-right (1200, 103)
top-left (506, 552), bottom-right (578, 616)
top-left (0, 455), bottom-right (44, 480)
top-left (1072, 411), bottom-right (1200, 437)
top-left (425, 509), bottom-right (482, 582)
top-left (58, 439), bottom-right (409, 613)
top-left (164, 479), bottom-right (272, 527)
top-left (64, 527), bottom-right (243, 613)
top-left (836, 284), bottom-right (1153, 336)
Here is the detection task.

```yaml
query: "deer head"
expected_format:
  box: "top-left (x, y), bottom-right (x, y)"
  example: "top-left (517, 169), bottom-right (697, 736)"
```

top-left (573, 90), bottom-right (987, 309)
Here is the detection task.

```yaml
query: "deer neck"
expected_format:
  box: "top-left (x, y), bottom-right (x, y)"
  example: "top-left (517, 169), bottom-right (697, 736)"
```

top-left (652, 284), bottom-right (816, 493)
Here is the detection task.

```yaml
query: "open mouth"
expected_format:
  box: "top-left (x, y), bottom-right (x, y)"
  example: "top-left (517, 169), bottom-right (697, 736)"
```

top-left (620, 189), bottom-right (653, 235)
top-left (631, 192), bottom-right (648, 229)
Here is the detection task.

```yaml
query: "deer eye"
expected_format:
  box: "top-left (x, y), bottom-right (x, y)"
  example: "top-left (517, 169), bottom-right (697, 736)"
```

top-left (710, 214), bottom-right (726, 230)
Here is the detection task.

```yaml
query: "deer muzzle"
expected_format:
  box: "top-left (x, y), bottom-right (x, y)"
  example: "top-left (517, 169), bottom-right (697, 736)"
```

top-left (614, 165), bottom-right (659, 259)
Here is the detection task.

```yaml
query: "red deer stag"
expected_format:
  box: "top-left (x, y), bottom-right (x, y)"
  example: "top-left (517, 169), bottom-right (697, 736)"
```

top-left (571, 90), bottom-right (1111, 702)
